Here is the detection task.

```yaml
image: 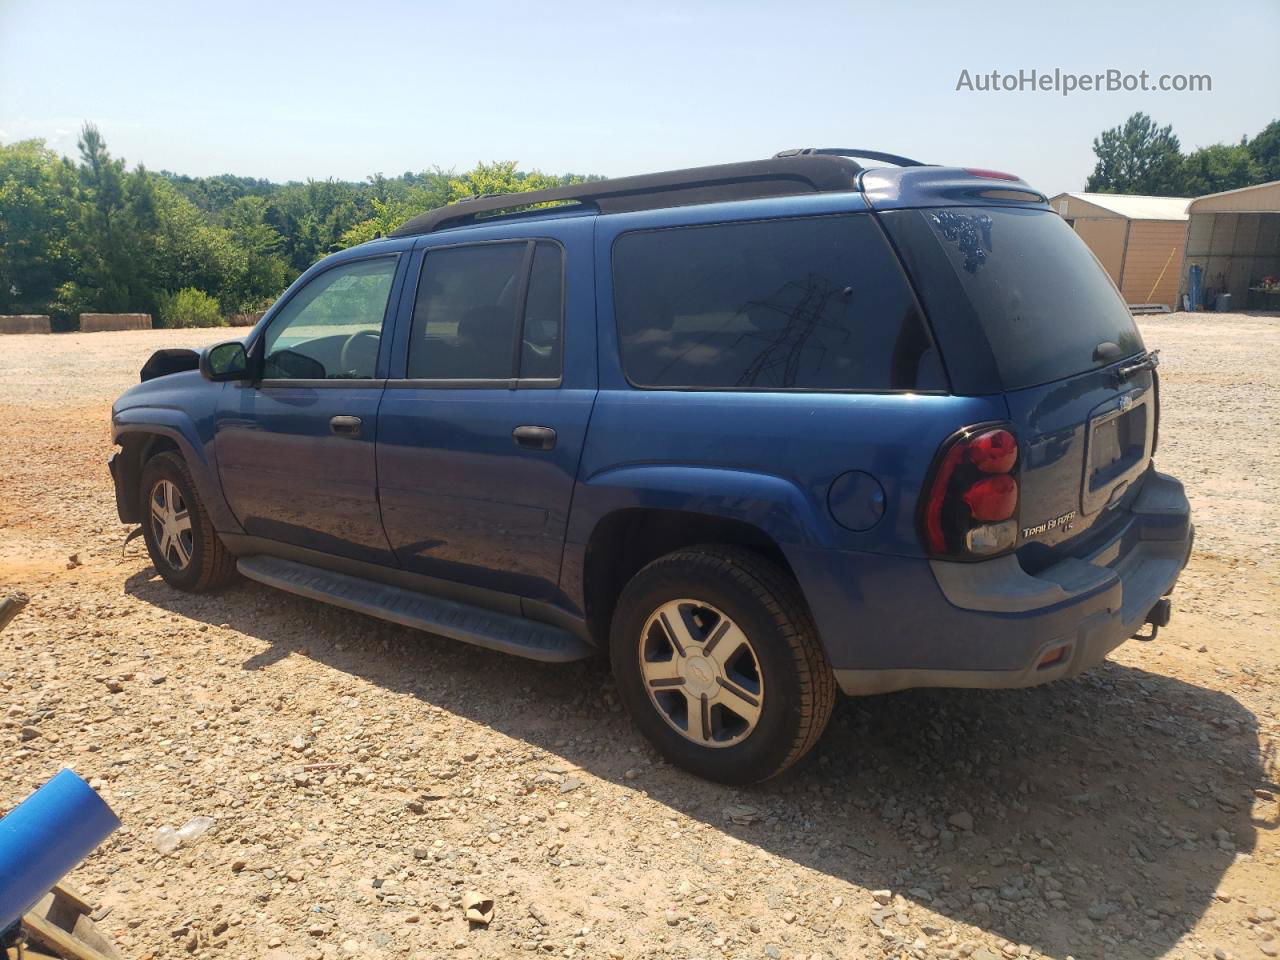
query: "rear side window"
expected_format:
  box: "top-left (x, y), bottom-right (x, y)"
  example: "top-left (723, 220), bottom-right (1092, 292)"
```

top-left (408, 240), bottom-right (563, 381)
top-left (612, 215), bottom-right (943, 391)
top-left (879, 206), bottom-right (1144, 390)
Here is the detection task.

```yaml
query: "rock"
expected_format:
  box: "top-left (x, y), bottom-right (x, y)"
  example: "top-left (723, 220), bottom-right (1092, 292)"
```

top-left (1251, 907), bottom-right (1277, 923)
top-left (462, 891), bottom-right (494, 926)
top-left (413, 847), bottom-right (429, 859)
top-left (724, 804), bottom-right (759, 825)
top-left (290, 735), bottom-right (307, 752)
top-left (18, 726), bottom-right (40, 741)
top-left (948, 811), bottom-right (974, 832)
top-left (528, 904), bottom-right (549, 926)
top-left (104, 678), bottom-right (124, 694)
top-left (872, 890), bottom-right (893, 906)
top-left (1213, 948), bottom-right (1230, 960)
top-left (782, 911), bottom-right (797, 923)
top-left (1259, 944), bottom-right (1277, 959)
top-left (665, 910), bottom-right (680, 926)
top-left (764, 947), bottom-right (781, 960)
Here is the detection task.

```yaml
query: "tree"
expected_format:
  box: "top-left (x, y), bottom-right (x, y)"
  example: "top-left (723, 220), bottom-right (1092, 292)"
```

top-left (1247, 119), bottom-right (1280, 184)
top-left (1179, 142), bottom-right (1261, 196)
top-left (1085, 112), bottom-right (1184, 195)
top-left (69, 123), bottom-right (160, 313)
top-left (0, 140), bottom-right (79, 318)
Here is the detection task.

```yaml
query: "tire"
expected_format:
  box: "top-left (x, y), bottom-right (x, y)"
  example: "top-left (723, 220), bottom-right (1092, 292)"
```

top-left (610, 545), bottom-right (836, 783)
top-left (139, 451), bottom-right (237, 592)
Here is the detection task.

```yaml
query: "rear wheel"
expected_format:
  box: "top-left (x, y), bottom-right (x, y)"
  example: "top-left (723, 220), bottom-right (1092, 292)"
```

top-left (139, 452), bottom-right (237, 592)
top-left (610, 546), bottom-right (835, 783)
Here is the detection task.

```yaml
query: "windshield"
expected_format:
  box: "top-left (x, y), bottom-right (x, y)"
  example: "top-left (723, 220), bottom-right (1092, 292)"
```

top-left (881, 206), bottom-right (1144, 390)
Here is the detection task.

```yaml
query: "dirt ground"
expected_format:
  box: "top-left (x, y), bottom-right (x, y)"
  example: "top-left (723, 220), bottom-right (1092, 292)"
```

top-left (0, 315), bottom-right (1277, 960)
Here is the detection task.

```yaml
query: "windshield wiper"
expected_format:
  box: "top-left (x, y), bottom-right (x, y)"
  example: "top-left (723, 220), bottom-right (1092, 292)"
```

top-left (1116, 349), bottom-right (1160, 382)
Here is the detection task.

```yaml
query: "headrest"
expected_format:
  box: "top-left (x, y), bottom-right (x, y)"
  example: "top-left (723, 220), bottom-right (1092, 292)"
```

top-left (457, 305), bottom-right (512, 341)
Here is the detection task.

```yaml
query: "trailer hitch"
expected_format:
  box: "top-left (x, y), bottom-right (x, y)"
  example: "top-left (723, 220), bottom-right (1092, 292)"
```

top-left (1133, 597), bottom-right (1172, 641)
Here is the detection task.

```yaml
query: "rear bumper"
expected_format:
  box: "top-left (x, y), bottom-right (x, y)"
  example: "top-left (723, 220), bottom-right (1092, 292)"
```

top-left (790, 469), bottom-right (1193, 695)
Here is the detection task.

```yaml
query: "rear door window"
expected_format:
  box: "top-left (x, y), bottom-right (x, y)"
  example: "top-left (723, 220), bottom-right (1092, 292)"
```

top-left (408, 240), bottom-right (564, 381)
top-left (611, 215), bottom-right (944, 391)
top-left (879, 206), bottom-right (1144, 390)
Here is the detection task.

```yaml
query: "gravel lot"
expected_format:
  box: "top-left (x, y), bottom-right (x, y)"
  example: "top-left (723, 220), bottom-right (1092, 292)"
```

top-left (1, 315), bottom-right (1277, 960)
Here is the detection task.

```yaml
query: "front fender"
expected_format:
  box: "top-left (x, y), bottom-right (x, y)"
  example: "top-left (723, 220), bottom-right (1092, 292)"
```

top-left (111, 407), bottom-right (243, 534)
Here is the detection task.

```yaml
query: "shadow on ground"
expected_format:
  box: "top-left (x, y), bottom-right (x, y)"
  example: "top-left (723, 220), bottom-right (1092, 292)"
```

top-left (125, 568), bottom-right (1271, 958)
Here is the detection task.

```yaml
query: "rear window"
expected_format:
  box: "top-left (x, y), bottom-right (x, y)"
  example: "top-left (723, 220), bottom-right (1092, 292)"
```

top-left (881, 206), bottom-right (1144, 390)
top-left (611, 215), bottom-right (944, 391)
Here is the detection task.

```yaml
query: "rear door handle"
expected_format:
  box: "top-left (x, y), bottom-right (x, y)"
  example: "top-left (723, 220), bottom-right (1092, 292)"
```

top-left (330, 415), bottom-right (362, 438)
top-left (513, 425), bottom-right (556, 450)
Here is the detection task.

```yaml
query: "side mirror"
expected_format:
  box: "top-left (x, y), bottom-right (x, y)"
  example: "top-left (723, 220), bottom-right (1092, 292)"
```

top-left (200, 340), bottom-right (249, 382)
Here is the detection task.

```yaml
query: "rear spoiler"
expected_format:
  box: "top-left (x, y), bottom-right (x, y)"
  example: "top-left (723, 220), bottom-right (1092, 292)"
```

top-left (860, 167), bottom-right (1048, 211)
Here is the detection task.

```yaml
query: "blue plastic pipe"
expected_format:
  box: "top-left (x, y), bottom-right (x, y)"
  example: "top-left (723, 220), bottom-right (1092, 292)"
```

top-left (0, 769), bottom-right (120, 932)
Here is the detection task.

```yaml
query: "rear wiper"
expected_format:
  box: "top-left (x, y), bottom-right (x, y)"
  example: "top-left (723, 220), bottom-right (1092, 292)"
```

top-left (1115, 349), bottom-right (1160, 382)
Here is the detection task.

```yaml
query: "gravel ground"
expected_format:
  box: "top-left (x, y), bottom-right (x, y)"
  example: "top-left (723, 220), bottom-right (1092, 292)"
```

top-left (0, 315), bottom-right (1277, 960)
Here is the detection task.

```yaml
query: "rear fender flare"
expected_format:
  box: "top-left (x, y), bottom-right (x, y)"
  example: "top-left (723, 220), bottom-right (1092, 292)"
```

top-left (568, 464), bottom-right (830, 549)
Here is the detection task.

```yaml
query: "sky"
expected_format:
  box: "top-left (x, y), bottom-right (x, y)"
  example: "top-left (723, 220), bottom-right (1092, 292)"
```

top-left (1, 0), bottom-right (1276, 198)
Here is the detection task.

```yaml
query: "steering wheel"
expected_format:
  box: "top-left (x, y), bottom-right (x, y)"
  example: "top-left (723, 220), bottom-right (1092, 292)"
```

top-left (339, 329), bottom-right (381, 377)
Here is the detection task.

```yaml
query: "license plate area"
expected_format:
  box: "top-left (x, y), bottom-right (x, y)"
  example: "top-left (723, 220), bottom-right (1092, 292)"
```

top-left (1082, 390), bottom-right (1152, 514)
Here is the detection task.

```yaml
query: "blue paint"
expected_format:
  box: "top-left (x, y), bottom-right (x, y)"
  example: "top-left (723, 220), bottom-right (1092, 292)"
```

top-left (828, 471), bottom-right (887, 532)
top-left (0, 769), bottom-right (120, 932)
top-left (108, 163), bottom-right (1191, 682)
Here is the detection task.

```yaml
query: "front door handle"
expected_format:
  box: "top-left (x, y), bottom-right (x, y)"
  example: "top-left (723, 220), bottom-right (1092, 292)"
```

top-left (330, 415), bottom-right (362, 438)
top-left (513, 425), bottom-right (556, 451)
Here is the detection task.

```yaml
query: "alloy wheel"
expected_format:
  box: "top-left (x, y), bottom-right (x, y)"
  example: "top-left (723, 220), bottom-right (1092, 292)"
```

top-left (638, 599), bottom-right (764, 748)
top-left (150, 478), bottom-right (193, 571)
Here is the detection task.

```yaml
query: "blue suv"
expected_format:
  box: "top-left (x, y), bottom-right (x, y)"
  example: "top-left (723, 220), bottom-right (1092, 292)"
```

top-left (109, 149), bottom-right (1193, 783)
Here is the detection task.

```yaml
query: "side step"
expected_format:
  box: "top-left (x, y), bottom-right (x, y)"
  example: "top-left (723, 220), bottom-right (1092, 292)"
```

top-left (236, 555), bottom-right (592, 663)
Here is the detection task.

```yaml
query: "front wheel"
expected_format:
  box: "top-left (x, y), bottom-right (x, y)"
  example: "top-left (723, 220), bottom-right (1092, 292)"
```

top-left (139, 451), bottom-right (237, 592)
top-left (610, 546), bottom-right (835, 783)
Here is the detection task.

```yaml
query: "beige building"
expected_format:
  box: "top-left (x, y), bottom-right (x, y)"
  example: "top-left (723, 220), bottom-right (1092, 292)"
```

top-left (1181, 180), bottom-right (1280, 310)
top-left (1049, 192), bottom-right (1191, 309)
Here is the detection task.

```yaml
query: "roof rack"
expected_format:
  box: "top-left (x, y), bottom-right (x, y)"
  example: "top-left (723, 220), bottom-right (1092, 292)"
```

top-left (390, 153), bottom-right (873, 237)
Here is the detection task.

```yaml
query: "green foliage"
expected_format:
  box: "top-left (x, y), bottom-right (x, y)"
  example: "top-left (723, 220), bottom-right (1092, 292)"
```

top-left (157, 287), bottom-right (226, 328)
top-left (1085, 113), bottom-right (1184, 195)
top-left (1086, 113), bottom-right (1278, 196)
top-left (1179, 143), bottom-right (1261, 196)
top-left (0, 139), bottom-right (79, 319)
top-left (0, 124), bottom-right (602, 326)
top-left (1247, 120), bottom-right (1280, 184)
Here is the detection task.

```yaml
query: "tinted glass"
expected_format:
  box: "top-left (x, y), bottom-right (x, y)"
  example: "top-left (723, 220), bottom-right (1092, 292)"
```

top-left (612, 215), bottom-right (943, 390)
top-left (520, 241), bottom-right (563, 379)
top-left (884, 206), bottom-right (1144, 390)
top-left (263, 257), bottom-right (396, 379)
top-left (409, 243), bottom-right (526, 380)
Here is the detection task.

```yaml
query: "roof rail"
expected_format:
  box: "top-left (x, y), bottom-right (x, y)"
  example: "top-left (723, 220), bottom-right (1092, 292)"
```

top-left (389, 154), bottom-right (863, 237)
top-left (774, 147), bottom-right (927, 167)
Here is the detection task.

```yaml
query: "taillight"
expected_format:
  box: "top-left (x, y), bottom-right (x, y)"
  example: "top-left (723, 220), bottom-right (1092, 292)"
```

top-left (921, 425), bottom-right (1020, 558)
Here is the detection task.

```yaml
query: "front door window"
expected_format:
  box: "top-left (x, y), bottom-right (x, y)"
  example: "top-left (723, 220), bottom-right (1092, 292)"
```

top-left (262, 257), bottom-right (398, 380)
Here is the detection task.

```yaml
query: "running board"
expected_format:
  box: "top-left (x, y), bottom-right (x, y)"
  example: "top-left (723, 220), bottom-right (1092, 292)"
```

top-left (236, 555), bottom-right (592, 663)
